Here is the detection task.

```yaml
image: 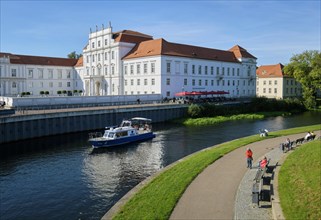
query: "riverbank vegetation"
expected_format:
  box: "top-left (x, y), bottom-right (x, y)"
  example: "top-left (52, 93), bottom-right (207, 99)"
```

top-left (279, 140), bottom-right (321, 219)
top-left (177, 97), bottom-right (305, 126)
top-left (111, 124), bottom-right (320, 220)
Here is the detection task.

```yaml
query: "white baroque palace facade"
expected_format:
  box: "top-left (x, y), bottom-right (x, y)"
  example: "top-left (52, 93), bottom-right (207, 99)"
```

top-left (1, 24), bottom-right (257, 98)
top-left (256, 63), bottom-right (302, 99)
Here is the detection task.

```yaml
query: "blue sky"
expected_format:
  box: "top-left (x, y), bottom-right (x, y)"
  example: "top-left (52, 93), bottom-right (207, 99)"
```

top-left (1, 0), bottom-right (320, 66)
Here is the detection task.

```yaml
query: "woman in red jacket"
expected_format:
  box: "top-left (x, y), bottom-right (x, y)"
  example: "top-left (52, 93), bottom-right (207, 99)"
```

top-left (260, 156), bottom-right (268, 169)
top-left (245, 148), bottom-right (253, 169)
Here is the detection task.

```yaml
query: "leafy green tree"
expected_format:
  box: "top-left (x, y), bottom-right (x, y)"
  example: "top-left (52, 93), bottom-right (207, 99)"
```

top-left (67, 51), bottom-right (82, 59)
top-left (284, 50), bottom-right (321, 109)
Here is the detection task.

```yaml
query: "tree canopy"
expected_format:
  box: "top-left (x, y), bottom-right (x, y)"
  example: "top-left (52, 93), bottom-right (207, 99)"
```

top-left (284, 50), bottom-right (321, 109)
top-left (67, 51), bottom-right (82, 59)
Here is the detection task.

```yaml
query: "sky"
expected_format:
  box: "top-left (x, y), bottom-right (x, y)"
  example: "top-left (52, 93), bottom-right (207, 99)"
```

top-left (0, 0), bottom-right (320, 66)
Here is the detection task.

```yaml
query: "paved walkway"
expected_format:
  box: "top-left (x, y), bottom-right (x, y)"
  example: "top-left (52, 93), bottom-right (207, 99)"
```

top-left (170, 131), bottom-right (320, 220)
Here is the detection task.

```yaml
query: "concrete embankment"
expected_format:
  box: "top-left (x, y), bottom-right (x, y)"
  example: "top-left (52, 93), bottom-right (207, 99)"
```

top-left (0, 103), bottom-right (187, 144)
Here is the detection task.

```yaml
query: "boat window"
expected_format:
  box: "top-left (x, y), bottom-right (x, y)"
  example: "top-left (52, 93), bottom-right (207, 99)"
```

top-left (108, 133), bottom-right (115, 138)
top-left (103, 132), bottom-right (109, 137)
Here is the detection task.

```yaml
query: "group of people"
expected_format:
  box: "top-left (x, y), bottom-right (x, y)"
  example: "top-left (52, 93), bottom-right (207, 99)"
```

top-left (305, 131), bottom-right (314, 140)
top-left (245, 148), bottom-right (267, 169)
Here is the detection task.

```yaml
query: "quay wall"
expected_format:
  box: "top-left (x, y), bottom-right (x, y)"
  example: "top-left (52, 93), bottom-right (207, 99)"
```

top-left (0, 104), bottom-right (187, 144)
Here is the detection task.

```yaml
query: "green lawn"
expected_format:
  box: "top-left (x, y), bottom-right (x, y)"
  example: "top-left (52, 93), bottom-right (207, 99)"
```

top-left (279, 140), bottom-right (321, 220)
top-left (177, 111), bottom-right (291, 126)
top-left (111, 124), bottom-right (320, 220)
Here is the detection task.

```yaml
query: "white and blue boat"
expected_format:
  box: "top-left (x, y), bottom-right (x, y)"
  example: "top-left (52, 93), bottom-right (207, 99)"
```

top-left (89, 117), bottom-right (156, 148)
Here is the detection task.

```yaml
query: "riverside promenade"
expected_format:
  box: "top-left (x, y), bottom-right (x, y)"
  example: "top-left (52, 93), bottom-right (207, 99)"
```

top-left (170, 131), bottom-right (320, 220)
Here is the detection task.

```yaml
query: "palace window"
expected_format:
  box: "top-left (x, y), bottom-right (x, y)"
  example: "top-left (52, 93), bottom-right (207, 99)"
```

top-left (98, 41), bottom-right (101, 47)
top-left (192, 79), bottom-right (195, 86)
top-left (151, 78), bottom-right (155, 85)
top-left (198, 65), bottom-right (202, 74)
top-left (28, 69), bottom-right (33, 78)
top-left (137, 79), bottom-right (140, 86)
top-left (11, 69), bottom-right (17, 77)
top-left (131, 79), bottom-right (134, 86)
top-left (58, 70), bottom-right (62, 79)
top-left (184, 78), bottom-right (187, 86)
top-left (166, 78), bottom-right (170, 85)
top-left (192, 65), bottom-right (195, 74)
top-left (211, 66), bottom-right (214, 75)
top-left (205, 66), bottom-right (208, 75)
top-left (38, 69), bottom-right (43, 79)
top-left (67, 82), bottom-right (71, 87)
top-left (199, 79), bottom-right (202, 86)
top-left (184, 63), bottom-right (188, 74)
top-left (144, 79), bottom-right (147, 85)
top-left (151, 63), bottom-right (155, 73)
top-left (12, 82), bottom-right (17, 88)
top-left (124, 66), bottom-right (128, 75)
top-left (130, 65), bottom-right (134, 74)
top-left (144, 63), bottom-right (147, 74)
top-left (166, 62), bottom-right (171, 73)
top-left (216, 67), bottom-right (219, 75)
top-left (137, 64), bottom-right (141, 74)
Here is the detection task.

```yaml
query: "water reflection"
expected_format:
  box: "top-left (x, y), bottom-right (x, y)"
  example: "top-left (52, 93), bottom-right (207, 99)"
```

top-left (0, 111), bottom-right (320, 220)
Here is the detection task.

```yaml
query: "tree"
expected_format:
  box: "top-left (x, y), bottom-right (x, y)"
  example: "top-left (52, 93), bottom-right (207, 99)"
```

top-left (284, 50), bottom-right (321, 109)
top-left (67, 51), bottom-right (82, 59)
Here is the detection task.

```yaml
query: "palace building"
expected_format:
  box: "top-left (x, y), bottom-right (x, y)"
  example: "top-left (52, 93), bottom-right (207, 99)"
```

top-left (1, 24), bottom-right (257, 98)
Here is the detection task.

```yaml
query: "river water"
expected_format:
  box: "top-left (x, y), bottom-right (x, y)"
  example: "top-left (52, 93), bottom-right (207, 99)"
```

top-left (1, 111), bottom-right (320, 220)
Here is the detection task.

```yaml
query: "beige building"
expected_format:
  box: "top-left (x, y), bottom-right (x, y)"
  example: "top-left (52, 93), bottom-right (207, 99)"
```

top-left (256, 63), bottom-right (302, 99)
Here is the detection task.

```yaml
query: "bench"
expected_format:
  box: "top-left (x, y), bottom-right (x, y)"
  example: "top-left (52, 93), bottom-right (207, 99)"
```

top-left (280, 141), bottom-right (295, 152)
top-left (307, 135), bottom-right (316, 141)
top-left (252, 159), bottom-right (270, 206)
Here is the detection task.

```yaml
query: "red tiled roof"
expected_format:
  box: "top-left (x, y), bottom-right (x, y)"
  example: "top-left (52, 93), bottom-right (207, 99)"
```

top-left (75, 56), bottom-right (83, 67)
top-left (113, 30), bottom-right (153, 44)
top-left (229, 45), bottom-right (257, 59)
top-left (256, 63), bottom-right (284, 78)
top-left (123, 38), bottom-right (242, 63)
top-left (0, 52), bottom-right (78, 66)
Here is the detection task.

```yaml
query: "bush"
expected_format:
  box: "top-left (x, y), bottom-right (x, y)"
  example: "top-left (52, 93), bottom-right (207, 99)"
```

top-left (62, 90), bottom-right (67, 94)
top-left (57, 91), bottom-right (62, 95)
top-left (40, 91), bottom-right (45, 95)
top-left (45, 91), bottom-right (49, 95)
top-left (187, 104), bottom-right (203, 118)
top-left (26, 92), bottom-right (31, 95)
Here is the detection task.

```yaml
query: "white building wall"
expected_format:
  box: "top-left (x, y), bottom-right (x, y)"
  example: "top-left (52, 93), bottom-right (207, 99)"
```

top-left (256, 77), bottom-right (301, 99)
top-left (123, 56), bottom-right (161, 95)
top-left (159, 55), bottom-right (256, 98)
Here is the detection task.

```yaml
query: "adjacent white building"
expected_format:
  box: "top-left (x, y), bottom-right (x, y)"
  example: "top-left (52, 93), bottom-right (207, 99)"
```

top-left (1, 24), bottom-right (258, 98)
top-left (256, 63), bottom-right (302, 99)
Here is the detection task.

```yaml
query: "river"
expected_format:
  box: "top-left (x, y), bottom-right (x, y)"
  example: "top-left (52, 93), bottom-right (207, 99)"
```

top-left (0, 111), bottom-right (320, 220)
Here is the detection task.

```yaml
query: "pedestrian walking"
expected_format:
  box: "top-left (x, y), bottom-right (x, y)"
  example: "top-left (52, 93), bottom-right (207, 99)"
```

top-left (245, 147), bottom-right (253, 169)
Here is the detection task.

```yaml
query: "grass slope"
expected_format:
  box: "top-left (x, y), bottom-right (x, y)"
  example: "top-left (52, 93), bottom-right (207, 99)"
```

top-left (112, 124), bottom-right (320, 220)
top-left (179, 112), bottom-right (291, 126)
top-left (279, 140), bottom-right (321, 220)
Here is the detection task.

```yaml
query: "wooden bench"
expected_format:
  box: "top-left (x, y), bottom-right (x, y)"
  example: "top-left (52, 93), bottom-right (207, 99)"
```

top-left (252, 159), bottom-right (270, 206)
top-left (307, 135), bottom-right (316, 141)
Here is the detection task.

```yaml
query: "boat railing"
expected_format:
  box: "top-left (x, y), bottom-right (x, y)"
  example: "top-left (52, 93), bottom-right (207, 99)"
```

top-left (88, 132), bottom-right (103, 139)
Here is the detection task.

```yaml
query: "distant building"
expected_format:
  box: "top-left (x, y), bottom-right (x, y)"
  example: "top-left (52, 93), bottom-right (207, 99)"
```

top-left (256, 63), bottom-right (302, 99)
top-left (1, 23), bottom-right (257, 98)
top-left (0, 53), bottom-right (79, 96)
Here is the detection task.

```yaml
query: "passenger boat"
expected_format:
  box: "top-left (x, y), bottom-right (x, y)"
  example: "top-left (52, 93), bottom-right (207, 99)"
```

top-left (88, 117), bottom-right (156, 148)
